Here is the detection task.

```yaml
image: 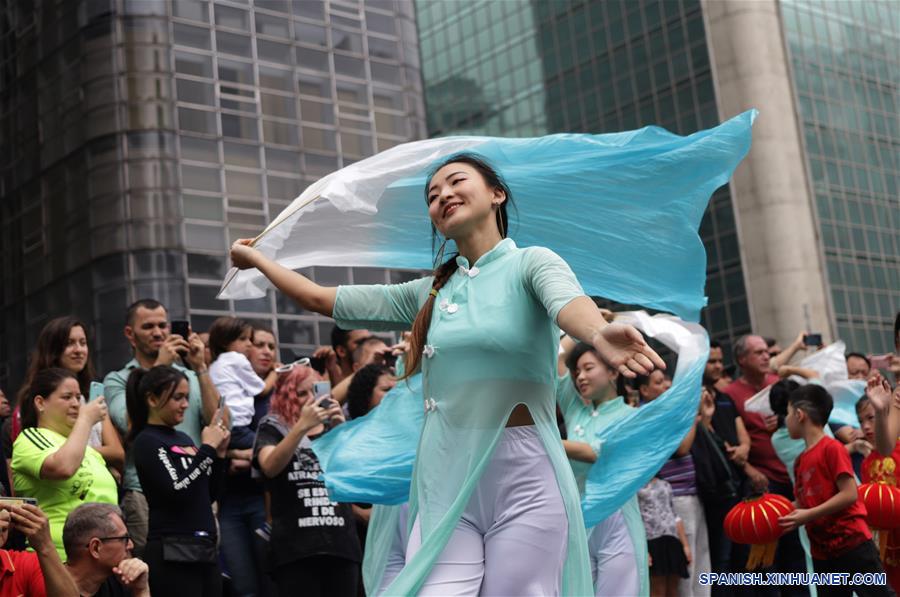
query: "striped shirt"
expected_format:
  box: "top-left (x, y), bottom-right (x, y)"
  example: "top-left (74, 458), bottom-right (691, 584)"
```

top-left (658, 454), bottom-right (697, 496)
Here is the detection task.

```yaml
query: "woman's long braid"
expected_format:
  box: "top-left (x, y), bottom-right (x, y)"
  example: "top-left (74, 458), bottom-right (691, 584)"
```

top-left (401, 256), bottom-right (459, 379)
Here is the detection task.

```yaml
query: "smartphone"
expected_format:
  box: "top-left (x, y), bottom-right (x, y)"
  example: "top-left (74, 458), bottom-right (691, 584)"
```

top-left (0, 497), bottom-right (37, 507)
top-left (170, 320), bottom-right (191, 339)
top-left (313, 381), bottom-right (333, 408)
top-left (870, 353), bottom-right (893, 371)
top-left (803, 333), bottom-right (822, 347)
top-left (89, 381), bottom-right (104, 402)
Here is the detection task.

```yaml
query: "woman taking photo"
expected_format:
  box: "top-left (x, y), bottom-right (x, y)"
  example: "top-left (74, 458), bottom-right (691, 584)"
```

top-left (127, 365), bottom-right (229, 596)
top-left (15, 316), bottom-right (124, 476)
top-left (11, 368), bottom-right (117, 559)
top-left (231, 154), bottom-right (663, 594)
top-left (253, 363), bottom-right (360, 596)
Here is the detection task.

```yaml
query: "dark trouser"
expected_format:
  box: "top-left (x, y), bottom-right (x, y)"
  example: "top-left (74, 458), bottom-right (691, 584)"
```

top-left (705, 498), bottom-right (739, 597)
top-left (145, 538), bottom-right (223, 597)
top-left (219, 491), bottom-right (273, 597)
top-left (813, 540), bottom-right (895, 597)
top-left (769, 480), bottom-right (809, 597)
top-left (271, 555), bottom-right (359, 597)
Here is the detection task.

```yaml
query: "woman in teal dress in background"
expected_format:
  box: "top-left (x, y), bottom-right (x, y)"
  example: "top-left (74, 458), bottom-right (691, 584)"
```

top-left (558, 337), bottom-right (650, 596)
top-left (230, 154), bottom-right (664, 595)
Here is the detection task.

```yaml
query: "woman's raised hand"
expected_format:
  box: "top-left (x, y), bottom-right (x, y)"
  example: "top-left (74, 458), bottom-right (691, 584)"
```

top-left (230, 238), bottom-right (261, 270)
top-left (81, 396), bottom-right (108, 425)
top-left (591, 322), bottom-right (666, 379)
top-left (201, 413), bottom-right (231, 457)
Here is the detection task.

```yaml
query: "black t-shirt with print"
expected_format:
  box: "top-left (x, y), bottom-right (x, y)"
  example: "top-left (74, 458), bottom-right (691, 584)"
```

top-left (253, 416), bottom-right (361, 569)
top-left (133, 424), bottom-right (224, 541)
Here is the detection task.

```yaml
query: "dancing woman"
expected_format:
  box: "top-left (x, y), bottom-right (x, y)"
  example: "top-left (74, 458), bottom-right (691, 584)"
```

top-left (230, 154), bottom-right (664, 595)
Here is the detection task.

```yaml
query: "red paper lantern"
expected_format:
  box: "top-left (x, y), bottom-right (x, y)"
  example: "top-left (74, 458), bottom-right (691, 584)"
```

top-left (858, 482), bottom-right (900, 561)
top-left (859, 483), bottom-right (900, 530)
top-left (724, 493), bottom-right (795, 569)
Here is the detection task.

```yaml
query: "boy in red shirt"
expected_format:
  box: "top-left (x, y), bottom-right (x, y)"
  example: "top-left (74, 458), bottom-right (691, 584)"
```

top-left (779, 384), bottom-right (892, 597)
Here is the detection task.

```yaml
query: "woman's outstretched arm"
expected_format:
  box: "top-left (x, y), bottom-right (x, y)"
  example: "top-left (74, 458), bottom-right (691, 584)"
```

top-left (231, 240), bottom-right (337, 316)
top-left (558, 296), bottom-right (665, 379)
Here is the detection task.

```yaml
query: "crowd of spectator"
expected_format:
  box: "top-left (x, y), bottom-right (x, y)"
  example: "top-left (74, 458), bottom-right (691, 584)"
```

top-left (0, 298), bottom-right (898, 596)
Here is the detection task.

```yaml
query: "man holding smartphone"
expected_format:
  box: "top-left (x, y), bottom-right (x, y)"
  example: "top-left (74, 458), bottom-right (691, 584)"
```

top-left (102, 299), bottom-right (222, 557)
top-left (0, 502), bottom-right (79, 596)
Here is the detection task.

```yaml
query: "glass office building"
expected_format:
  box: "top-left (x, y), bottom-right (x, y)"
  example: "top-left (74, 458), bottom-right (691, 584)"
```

top-left (780, 0), bottom-right (899, 353)
top-left (0, 0), bottom-right (425, 389)
top-left (417, 0), bottom-right (752, 356)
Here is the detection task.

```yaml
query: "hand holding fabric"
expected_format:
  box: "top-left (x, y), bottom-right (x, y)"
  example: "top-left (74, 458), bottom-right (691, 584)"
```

top-left (591, 322), bottom-right (666, 379)
top-left (230, 239), bottom-right (261, 270)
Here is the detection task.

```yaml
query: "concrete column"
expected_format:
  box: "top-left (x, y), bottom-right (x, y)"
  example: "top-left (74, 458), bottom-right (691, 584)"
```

top-left (702, 0), bottom-right (834, 345)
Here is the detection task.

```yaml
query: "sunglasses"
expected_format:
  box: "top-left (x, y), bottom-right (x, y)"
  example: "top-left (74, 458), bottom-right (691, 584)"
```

top-left (275, 358), bottom-right (311, 373)
top-left (90, 534), bottom-right (132, 547)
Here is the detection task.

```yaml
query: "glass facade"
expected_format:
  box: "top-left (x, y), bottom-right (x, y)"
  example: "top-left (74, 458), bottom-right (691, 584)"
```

top-left (417, 0), bottom-right (751, 357)
top-left (0, 0), bottom-right (425, 390)
top-left (780, 0), bottom-right (899, 354)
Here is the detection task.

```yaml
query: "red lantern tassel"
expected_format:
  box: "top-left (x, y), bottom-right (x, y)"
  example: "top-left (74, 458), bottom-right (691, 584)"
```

top-left (879, 530), bottom-right (888, 562)
top-left (746, 542), bottom-right (778, 570)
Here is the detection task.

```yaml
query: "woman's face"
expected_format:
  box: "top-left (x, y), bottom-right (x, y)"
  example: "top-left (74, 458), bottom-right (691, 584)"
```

top-left (249, 330), bottom-right (277, 377)
top-left (639, 370), bottom-right (670, 403)
top-left (426, 162), bottom-right (504, 239)
top-left (369, 374), bottom-right (396, 410)
top-left (150, 379), bottom-right (190, 427)
top-left (37, 377), bottom-right (82, 433)
top-left (59, 325), bottom-right (89, 374)
top-left (226, 327), bottom-right (253, 357)
top-left (295, 375), bottom-right (316, 406)
top-left (573, 351), bottom-right (616, 400)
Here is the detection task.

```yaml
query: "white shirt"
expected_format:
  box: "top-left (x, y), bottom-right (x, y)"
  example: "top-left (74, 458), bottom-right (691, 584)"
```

top-left (209, 351), bottom-right (265, 427)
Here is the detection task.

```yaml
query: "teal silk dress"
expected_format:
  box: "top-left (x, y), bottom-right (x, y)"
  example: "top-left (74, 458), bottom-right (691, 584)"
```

top-left (333, 238), bottom-right (593, 595)
top-left (557, 374), bottom-right (650, 596)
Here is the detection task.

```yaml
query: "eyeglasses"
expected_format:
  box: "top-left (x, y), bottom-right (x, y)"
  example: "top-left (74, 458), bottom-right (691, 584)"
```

top-left (90, 534), bottom-right (132, 547)
top-left (275, 358), bottom-right (311, 373)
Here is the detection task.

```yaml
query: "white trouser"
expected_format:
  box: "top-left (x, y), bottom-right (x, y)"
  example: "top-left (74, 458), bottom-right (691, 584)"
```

top-left (379, 503), bottom-right (410, 594)
top-left (673, 494), bottom-right (710, 597)
top-left (406, 425), bottom-right (568, 596)
top-left (590, 509), bottom-right (640, 597)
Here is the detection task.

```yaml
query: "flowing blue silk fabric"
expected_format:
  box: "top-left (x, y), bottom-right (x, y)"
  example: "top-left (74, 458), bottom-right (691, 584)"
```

top-left (222, 111), bottom-right (756, 324)
top-left (312, 374), bottom-right (423, 504)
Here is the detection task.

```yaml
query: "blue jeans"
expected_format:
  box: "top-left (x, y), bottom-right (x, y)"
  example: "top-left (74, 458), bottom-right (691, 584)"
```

top-left (218, 491), bottom-right (271, 597)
